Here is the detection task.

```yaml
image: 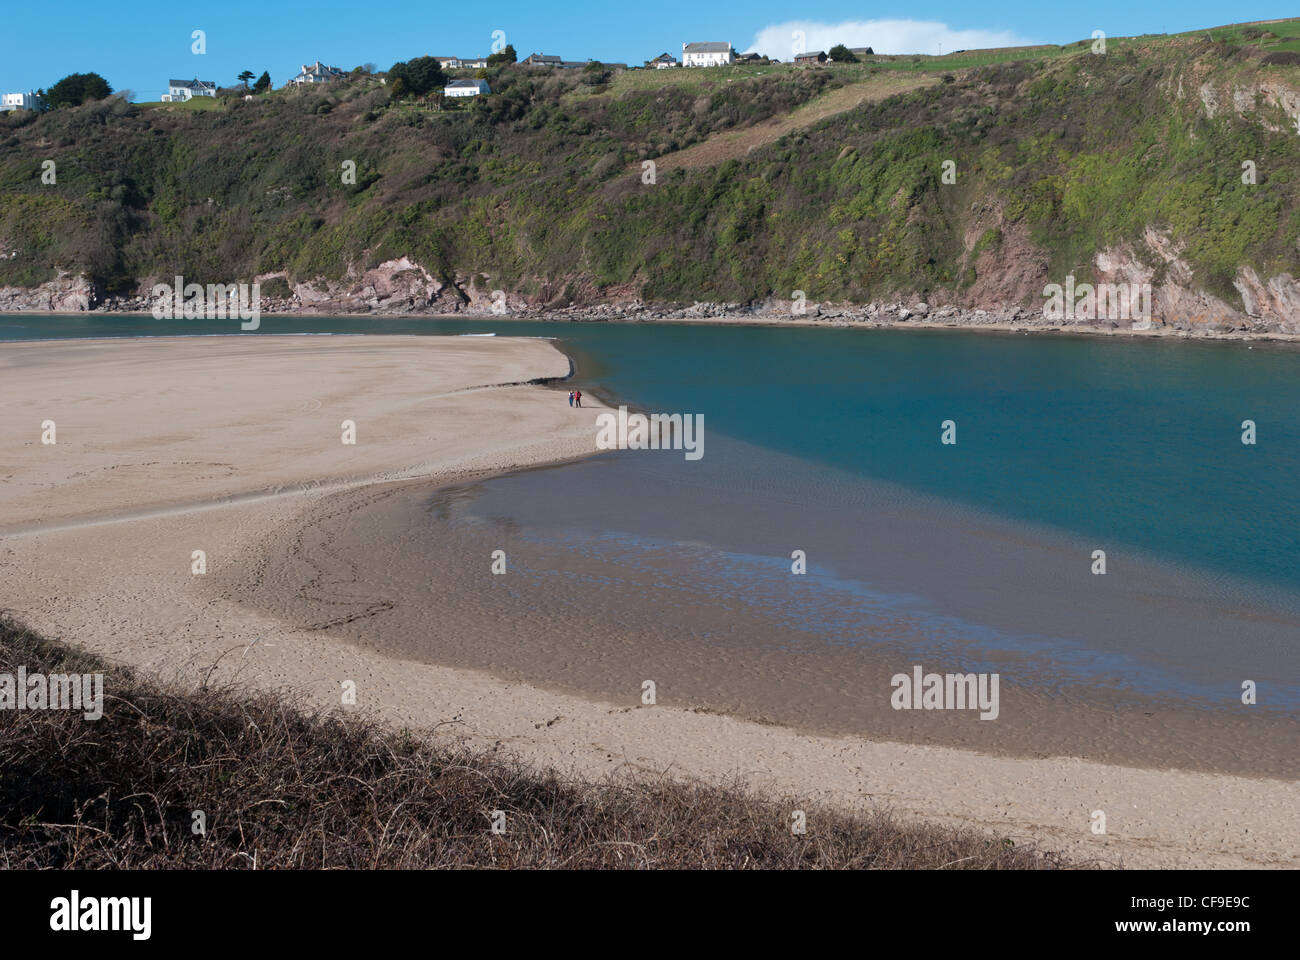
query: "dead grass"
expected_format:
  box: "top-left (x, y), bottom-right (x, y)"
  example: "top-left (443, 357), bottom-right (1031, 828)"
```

top-left (0, 618), bottom-right (1084, 869)
top-left (649, 75), bottom-right (939, 173)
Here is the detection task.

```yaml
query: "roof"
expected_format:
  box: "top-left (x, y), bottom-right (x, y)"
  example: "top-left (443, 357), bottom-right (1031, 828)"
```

top-left (298, 61), bottom-right (344, 75)
top-left (168, 79), bottom-right (216, 88)
top-left (794, 51), bottom-right (826, 58)
top-left (683, 42), bottom-right (731, 53)
top-left (445, 79), bottom-right (487, 88)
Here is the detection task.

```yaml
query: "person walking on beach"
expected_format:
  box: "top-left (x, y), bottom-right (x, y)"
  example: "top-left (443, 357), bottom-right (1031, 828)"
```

top-left (568, 390), bottom-right (574, 407)
top-left (574, 389), bottom-right (582, 408)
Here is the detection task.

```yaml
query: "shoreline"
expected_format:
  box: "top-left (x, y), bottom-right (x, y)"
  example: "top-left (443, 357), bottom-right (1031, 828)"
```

top-left (216, 468), bottom-right (1300, 779)
top-left (1, 334), bottom-right (1296, 869)
top-left (4, 307), bottom-right (1300, 347)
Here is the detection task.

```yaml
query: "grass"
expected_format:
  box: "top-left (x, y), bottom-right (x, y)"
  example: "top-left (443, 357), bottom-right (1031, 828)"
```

top-left (134, 97), bottom-right (226, 111)
top-left (0, 617), bottom-right (1080, 869)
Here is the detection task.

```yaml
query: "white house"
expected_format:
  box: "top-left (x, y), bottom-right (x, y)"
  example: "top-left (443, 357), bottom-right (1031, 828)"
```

top-left (444, 78), bottom-right (490, 98)
top-left (647, 52), bottom-right (678, 69)
top-left (161, 79), bottom-right (216, 102)
top-left (0, 90), bottom-right (42, 111)
top-left (438, 55), bottom-right (490, 69)
top-left (681, 42), bottom-right (734, 67)
top-left (289, 61), bottom-right (347, 85)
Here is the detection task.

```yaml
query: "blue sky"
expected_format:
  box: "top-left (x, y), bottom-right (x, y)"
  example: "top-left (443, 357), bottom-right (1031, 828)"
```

top-left (1, 1), bottom-right (1293, 101)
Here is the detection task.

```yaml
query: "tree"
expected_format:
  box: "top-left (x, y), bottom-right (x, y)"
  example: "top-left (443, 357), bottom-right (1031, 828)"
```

top-left (827, 44), bottom-right (859, 63)
top-left (237, 70), bottom-right (255, 87)
top-left (581, 60), bottom-right (610, 85)
top-left (45, 72), bottom-right (112, 109)
top-left (487, 44), bottom-right (517, 66)
top-left (386, 56), bottom-right (447, 98)
top-left (252, 71), bottom-right (271, 94)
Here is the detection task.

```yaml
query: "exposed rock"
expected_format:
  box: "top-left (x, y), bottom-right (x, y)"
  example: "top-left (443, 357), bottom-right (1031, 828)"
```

top-left (0, 272), bottom-right (101, 312)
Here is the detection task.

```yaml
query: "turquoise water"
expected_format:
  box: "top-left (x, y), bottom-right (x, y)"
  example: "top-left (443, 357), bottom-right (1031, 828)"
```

top-left (5, 313), bottom-right (1299, 594)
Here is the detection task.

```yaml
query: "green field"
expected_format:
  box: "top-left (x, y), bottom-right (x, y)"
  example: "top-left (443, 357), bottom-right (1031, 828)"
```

top-left (134, 96), bottom-right (226, 111)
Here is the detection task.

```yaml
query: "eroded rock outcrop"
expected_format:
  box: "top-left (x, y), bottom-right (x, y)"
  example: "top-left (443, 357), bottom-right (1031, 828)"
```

top-left (0, 272), bottom-right (101, 312)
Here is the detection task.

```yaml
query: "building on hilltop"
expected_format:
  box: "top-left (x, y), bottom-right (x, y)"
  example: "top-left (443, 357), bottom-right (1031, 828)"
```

top-left (682, 42), bottom-right (734, 67)
top-left (160, 79), bottom-right (216, 102)
top-left (521, 53), bottom-right (613, 69)
top-left (647, 52), bottom-right (678, 68)
top-left (289, 61), bottom-right (347, 85)
top-left (444, 78), bottom-right (491, 98)
top-left (0, 90), bottom-right (43, 111)
top-left (793, 51), bottom-right (827, 64)
top-left (437, 56), bottom-right (490, 70)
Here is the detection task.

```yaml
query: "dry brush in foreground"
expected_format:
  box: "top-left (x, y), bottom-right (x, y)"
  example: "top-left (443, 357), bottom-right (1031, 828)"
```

top-left (0, 617), bottom-right (1081, 869)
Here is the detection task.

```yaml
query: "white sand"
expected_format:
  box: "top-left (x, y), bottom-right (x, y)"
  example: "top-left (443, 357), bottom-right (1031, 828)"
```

top-left (0, 335), bottom-right (1294, 869)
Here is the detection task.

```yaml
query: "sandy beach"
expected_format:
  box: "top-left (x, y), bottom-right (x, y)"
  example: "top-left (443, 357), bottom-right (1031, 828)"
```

top-left (0, 334), bottom-right (1295, 869)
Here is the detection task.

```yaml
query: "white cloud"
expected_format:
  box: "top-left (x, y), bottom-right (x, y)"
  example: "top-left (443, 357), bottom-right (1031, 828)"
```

top-left (743, 19), bottom-right (1039, 59)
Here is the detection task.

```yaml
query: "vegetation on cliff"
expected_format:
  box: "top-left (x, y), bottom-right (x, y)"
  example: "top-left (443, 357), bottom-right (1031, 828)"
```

top-left (0, 22), bottom-right (1298, 312)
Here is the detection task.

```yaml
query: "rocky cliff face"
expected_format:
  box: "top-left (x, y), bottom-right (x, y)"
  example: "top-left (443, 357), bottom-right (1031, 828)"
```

top-left (5, 252), bottom-right (1297, 339)
top-left (1087, 228), bottom-right (1300, 334)
top-left (0, 272), bottom-right (102, 312)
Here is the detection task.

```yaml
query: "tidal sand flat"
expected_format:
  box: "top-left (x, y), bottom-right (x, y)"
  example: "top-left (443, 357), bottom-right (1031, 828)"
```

top-left (219, 441), bottom-right (1300, 779)
top-left (0, 334), bottom-right (600, 528)
top-left (1, 332), bottom-right (1295, 869)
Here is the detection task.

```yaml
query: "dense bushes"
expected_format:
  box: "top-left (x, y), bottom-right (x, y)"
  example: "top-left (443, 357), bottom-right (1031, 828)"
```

top-left (0, 45), bottom-right (1297, 308)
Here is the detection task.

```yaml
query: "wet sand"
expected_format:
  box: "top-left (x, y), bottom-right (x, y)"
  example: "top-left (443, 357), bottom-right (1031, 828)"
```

top-left (212, 470), bottom-right (1300, 780)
